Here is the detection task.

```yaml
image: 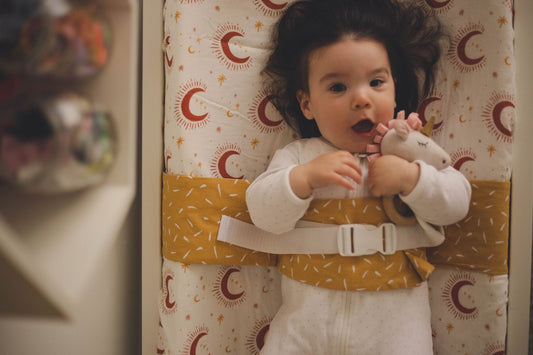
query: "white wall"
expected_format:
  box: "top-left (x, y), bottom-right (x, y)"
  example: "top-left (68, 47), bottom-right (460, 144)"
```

top-left (0, 201), bottom-right (141, 355)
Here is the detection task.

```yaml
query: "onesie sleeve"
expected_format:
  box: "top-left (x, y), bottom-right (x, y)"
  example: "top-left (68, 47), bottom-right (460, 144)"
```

top-left (400, 161), bottom-right (472, 226)
top-left (246, 144), bottom-right (313, 234)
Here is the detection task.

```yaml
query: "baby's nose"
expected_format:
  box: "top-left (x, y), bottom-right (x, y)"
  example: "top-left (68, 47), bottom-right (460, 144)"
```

top-left (352, 91), bottom-right (371, 109)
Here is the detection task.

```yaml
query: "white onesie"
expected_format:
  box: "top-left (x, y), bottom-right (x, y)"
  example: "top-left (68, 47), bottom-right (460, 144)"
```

top-left (246, 137), bottom-right (471, 354)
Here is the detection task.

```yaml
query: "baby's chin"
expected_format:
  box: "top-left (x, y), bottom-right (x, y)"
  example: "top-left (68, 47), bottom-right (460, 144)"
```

top-left (320, 132), bottom-right (373, 154)
top-left (331, 140), bottom-right (369, 155)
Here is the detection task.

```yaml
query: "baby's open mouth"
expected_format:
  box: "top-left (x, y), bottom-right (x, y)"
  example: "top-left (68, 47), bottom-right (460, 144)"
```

top-left (352, 119), bottom-right (375, 134)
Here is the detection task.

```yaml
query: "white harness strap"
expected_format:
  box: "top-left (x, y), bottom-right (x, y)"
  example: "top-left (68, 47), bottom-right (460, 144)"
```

top-left (217, 215), bottom-right (445, 257)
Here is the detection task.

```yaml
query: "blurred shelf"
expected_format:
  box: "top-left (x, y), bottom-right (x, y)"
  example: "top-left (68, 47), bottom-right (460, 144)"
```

top-left (0, 0), bottom-right (139, 319)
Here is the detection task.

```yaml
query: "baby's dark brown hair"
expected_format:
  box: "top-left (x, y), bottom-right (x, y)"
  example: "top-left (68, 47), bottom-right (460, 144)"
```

top-left (264, 0), bottom-right (444, 138)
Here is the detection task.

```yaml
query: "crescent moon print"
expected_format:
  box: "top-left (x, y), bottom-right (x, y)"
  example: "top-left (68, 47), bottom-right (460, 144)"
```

top-left (245, 317), bottom-right (272, 354)
top-left (442, 271), bottom-right (479, 320)
top-left (424, 0), bottom-right (451, 8)
top-left (450, 147), bottom-right (477, 176)
top-left (417, 0), bottom-right (454, 15)
top-left (210, 142), bottom-right (244, 179)
top-left (448, 23), bottom-right (486, 73)
top-left (174, 79), bottom-right (210, 130)
top-left (165, 51), bottom-right (174, 70)
top-left (165, 148), bottom-right (173, 171)
top-left (253, 0), bottom-right (288, 17)
top-left (249, 90), bottom-right (285, 134)
top-left (211, 23), bottom-right (252, 71)
top-left (164, 34), bottom-right (173, 71)
top-left (181, 325), bottom-right (209, 355)
top-left (212, 266), bottom-right (246, 308)
top-left (160, 269), bottom-right (177, 315)
top-left (157, 318), bottom-right (167, 354)
top-left (504, 56), bottom-right (512, 66)
top-left (482, 91), bottom-right (515, 144)
top-left (417, 95), bottom-right (443, 132)
top-left (482, 341), bottom-right (506, 355)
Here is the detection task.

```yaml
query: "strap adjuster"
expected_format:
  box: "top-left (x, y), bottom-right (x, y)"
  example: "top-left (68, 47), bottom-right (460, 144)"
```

top-left (337, 223), bottom-right (397, 257)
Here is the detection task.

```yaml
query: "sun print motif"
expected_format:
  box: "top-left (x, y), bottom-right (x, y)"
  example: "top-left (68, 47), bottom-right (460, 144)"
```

top-left (253, 0), bottom-right (289, 17)
top-left (212, 266), bottom-right (247, 308)
top-left (211, 23), bottom-right (252, 71)
top-left (448, 23), bottom-right (487, 73)
top-left (174, 79), bottom-right (210, 130)
top-left (441, 271), bottom-right (479, 321)
top-left (481, 90), bottom-right (515, 144)
top-left (210, 142), bottom-right (244, 179)
top-left (249, 89), bottom-right (286, 134)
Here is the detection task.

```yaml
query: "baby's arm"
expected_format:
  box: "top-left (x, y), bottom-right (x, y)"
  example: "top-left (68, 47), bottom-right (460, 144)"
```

top-left (400, 161), bottom-right (471, 225)
top-left (246, 143), bottom-right (314, 234)
top-left (290, 151), bottom-right (362, 199)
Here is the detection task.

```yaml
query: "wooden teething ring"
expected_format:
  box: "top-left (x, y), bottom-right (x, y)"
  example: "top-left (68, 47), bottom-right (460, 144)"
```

top-left (382, 195), bottom-right (417, 226)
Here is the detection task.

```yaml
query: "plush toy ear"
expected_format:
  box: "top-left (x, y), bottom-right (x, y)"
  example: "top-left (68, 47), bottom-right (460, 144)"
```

top-left (406, 112), bottom-right (422, 131)
top-left (420, 117), bottom-right (435, 137)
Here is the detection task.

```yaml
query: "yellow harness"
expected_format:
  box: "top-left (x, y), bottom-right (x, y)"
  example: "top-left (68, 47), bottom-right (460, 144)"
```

top-left (162, 173), bottom-right (509, 291)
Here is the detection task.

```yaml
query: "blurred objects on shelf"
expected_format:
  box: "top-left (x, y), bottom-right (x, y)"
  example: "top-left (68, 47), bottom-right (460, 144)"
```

top-left (0, 91), bottom-right (116, 193)
top-left (0, 0), bottom-right (111, 79)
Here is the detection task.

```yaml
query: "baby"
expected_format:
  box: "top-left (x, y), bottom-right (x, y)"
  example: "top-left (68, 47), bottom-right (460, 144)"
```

top-left (246, 0), bottom-right (472, 353)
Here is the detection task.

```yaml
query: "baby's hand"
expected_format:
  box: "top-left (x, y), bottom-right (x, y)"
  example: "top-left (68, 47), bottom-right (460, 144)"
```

top-left (367, 155), bottom-right (419, 197)
top-left (290, 151), bottom-right (362, 199)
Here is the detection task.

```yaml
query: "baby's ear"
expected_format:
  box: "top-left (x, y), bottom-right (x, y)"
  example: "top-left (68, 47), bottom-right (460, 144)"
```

top-left (296, 90), bottom-right (313, 120)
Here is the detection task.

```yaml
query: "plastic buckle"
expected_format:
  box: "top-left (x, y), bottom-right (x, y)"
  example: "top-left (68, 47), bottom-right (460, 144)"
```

top-left (337, 223), bottom-right (397, 257)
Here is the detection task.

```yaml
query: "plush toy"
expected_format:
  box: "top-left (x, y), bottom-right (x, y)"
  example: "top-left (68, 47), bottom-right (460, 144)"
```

top-left (366, 111), bottom-right (451, 226)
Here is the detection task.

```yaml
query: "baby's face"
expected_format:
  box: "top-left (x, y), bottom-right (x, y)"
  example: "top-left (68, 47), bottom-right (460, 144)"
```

top-left (297, 38), bottom-right (396, 153)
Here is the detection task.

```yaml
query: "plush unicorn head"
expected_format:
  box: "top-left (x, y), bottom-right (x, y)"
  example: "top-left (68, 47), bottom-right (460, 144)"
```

top-left (367, 111), bottom-right (451, 171)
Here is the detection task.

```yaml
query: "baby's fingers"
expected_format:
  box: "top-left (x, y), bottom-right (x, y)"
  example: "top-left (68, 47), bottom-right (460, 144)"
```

top-left (336, 153), bottom-right (363, 184)
top-left (337, 164), bottom-right (363, 185)
top-left (327, 175), bottom-right (356, 190)
top-left (325, 162), bottom-right (361, 190)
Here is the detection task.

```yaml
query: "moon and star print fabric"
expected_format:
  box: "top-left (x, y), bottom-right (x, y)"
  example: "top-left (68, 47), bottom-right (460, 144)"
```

top-left (158, 0), bottom-right (515, 354)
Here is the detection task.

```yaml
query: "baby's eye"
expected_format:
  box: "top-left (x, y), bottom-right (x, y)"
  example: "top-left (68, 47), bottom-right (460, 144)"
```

top-left (329, 83), bottom-right (346, 92)
top-left (370, 79), bottom-right (384, 87)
